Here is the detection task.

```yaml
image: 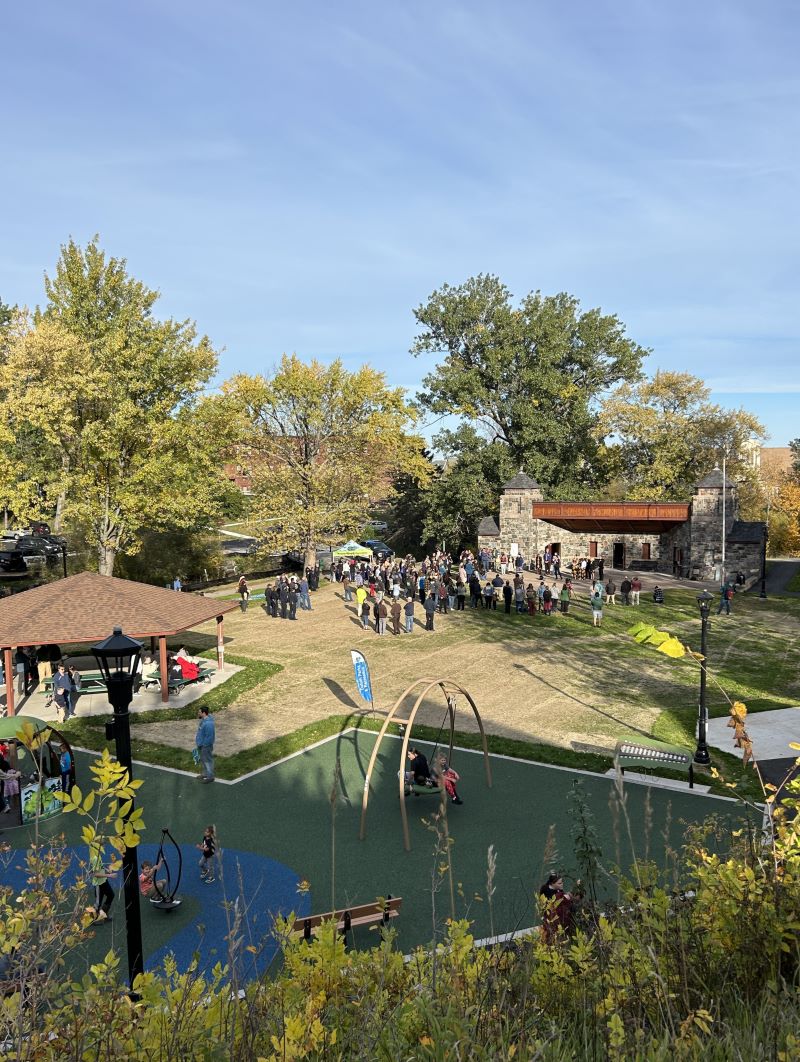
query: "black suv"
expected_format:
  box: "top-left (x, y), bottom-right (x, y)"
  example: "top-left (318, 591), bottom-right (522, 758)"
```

top-left (361, 539), bottom-right (395, 561)
top-left (5, 535), bottom-right (61, 560)
top-left (0, 550), bottom-right (28, 573)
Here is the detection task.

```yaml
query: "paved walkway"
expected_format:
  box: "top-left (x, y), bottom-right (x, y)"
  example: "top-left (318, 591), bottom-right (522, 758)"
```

top-left (758, 557), bottom-right (800, 597)
top-left (707, 708), bottom-right (800, 761)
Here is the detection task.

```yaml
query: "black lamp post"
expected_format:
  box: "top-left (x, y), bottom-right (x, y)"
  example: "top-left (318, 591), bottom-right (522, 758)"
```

top-left (759, 525), bottom-right (768, 600)
top-left (91, 626), bottom-right (144, 989)
top-left (694, 591), bottom-right (713, 765)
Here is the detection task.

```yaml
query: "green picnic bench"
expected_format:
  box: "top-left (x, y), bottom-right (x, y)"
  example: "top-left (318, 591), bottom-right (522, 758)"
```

top-left (43, 672), bottom-right (107, 704)
top-left (142, 666), bottom-right (215, 695)
top-left (615, 738), bottom-right (695, 788)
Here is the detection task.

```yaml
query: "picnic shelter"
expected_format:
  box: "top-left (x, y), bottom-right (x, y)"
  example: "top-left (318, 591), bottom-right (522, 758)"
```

top-left (0, 572), bottom-right (239, 714)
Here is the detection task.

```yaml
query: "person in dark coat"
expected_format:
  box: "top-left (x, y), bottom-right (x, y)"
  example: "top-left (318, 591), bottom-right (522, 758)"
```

top-left (502, 581), bottom-right (513, 614)
top-left (390, 598), bottom-right (402, 635)
top-left (279, 583), bottom-right (289, 619)
top-left (424, 595), bottom-right (437, 631)
top-left (288, 583), bottom-right (298, 620)
top-left (539, 874), bottom-right (573, 944)
top-left (620, 578), bottom-right (632, 606)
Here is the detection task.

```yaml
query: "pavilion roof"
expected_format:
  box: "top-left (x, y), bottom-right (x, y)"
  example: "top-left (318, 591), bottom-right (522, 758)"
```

top-left (0, 572), bottom-right (238, 649)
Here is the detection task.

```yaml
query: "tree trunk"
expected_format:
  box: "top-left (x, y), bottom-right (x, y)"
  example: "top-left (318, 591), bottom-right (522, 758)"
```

top-left (303, 545), bottom-right (317, 572)
top-left (98, 543), bottom-right (117, 577)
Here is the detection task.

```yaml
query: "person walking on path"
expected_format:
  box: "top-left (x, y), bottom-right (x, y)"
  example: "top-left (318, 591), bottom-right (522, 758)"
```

top-left (404, 596), bottom-right (415, 632)
top-left (424, 594), bottom-right (437, 631)
top-left (717, 581), bottom-right (734, 616)
top-left (590, 591), bottom-right (604, 627)
top-left (195, 707), bottom-right (216, 783)
top-left (237, 576), bottom-right (250, 612)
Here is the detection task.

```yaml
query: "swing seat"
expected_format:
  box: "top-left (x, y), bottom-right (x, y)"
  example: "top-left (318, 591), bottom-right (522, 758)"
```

top-left (149, 898), bottom-right (182, 911)
top-left (410, 783), bottom-right (443, 796)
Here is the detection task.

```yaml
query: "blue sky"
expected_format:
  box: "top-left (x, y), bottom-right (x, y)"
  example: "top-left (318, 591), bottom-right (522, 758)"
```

top-left (2, 0), bottom-right (798, 445)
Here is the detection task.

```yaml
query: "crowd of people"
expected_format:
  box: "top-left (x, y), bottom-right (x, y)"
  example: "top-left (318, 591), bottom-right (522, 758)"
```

top-left (328, 548), bottom-right (650, 635)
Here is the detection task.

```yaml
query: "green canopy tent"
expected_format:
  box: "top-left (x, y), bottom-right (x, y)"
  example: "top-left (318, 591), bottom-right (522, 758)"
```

top-left (332, 540), bottom-right (372, 558)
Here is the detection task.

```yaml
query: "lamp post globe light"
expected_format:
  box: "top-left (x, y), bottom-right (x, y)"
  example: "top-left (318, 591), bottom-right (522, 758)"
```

top-left (694, 591), bottom-right (713, 766)
top-left (91, 626), bottom-right (144, 988)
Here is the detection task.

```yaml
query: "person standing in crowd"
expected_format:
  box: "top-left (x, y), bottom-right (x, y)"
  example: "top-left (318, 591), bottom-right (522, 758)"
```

top-left (619, 576), bottom-right (632, 606)
top-left (52, 663), bottom-right (73, 721)
top-left (502, 581), bottom-right (513, 614)
top-left (361, 598), bottom-right (371, 630)
top-left (591, 590), bottom-right (604, 627)
top-left (299, 574), bottom-right (312, 611)
top-left (279, 581), bottom-right (289, 619)
top-left (605, 577), bottom-right (616, 605)
top-left (483, 580), bottom-right (496, 610)
top-left (404, 595), bottom-right (415, 633)
top-left (377, 597), bottom-right (388, 635)
top-left (559, 580), bottom-right (573, 614)
top-left (598, 557), bottom-right (605, 580)
top-left (390, 597), bottom-right (402, 635)
top-left (424, 593), bottom-right (437, 631)
top-left (195, 706), bottom-right (216, 783)
top-left (288, 581), bottom-right (298, 620)
top-left (14, 648), bottom-right (29, 697)
top-left (456, 579), bottom-right (467, 610)
top-left (342, 570), bottom-right (352, 601)
top-left (630, 576), bottom-right (642, 605)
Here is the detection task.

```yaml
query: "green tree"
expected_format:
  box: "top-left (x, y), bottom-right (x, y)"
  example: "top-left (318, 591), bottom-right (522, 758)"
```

top-left (0, 239), bottom-right (234, 574)
top-left (412, 275), bottom-right (646, 492)
top-left (226, 356), bottom-right (428, 569)
top-left (383, 450), bottom-right (437, 557)
top-left (421, 425), bottom-right (516, 551)
top-left (599, 371), bottom-right (766, 500)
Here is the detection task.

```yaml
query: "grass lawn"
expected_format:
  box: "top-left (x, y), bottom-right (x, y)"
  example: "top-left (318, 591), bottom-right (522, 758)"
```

top-left (59, 580), bottom-right (799, 805)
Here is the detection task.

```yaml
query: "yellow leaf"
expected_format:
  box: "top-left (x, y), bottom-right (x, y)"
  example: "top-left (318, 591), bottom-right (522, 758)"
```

top-left (789, 743), bottom-right (800, 751)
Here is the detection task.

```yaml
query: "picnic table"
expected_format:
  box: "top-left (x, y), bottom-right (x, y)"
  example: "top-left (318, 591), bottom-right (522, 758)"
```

top-left (143, 665), bottom-right (215, 695)
top-left (43, 671), bottom-right (107, 703)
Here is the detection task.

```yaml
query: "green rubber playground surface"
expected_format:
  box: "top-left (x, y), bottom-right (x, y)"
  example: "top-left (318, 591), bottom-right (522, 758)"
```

top-left (3, 729), bottom-right (755, 976)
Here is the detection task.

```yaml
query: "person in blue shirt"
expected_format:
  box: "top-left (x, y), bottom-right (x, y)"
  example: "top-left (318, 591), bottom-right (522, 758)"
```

top-left (59, 742), bottom-right (73, 795)
top-left (195, 707), bottom-right (216, 783)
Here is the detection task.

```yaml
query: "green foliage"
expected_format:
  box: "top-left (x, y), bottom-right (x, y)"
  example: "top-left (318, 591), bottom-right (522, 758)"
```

top-left (0, 238), bottom-right (236, 574)
top-left (421, 425), bottom-right (516, 551)
top-left (413, 274), bottom-right (646, 494)
top-left (225, 356), bottom-right (428, 567)
top-left (113, 529), bottom-right (224, 585)
top-left (600, 370), bottom-right (766, 500)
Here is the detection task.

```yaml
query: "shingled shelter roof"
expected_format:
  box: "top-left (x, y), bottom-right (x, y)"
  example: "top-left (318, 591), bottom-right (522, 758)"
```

top-left (503, 471), bottom-right (540, 491)
top-left (0, 572), bottom-right (239, 649)
top-left (477, 516), bottom-right (501, 537)
top-left (696, 469), bottom-right (727, 490)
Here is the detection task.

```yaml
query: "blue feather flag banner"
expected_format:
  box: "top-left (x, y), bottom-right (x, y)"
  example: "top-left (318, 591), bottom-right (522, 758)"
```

top-left (350, 649), bottom-right (374, 705)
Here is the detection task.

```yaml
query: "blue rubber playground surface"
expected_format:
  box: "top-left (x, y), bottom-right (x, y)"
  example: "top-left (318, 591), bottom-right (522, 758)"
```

top-left (1, 729), bottom-right (754, 978)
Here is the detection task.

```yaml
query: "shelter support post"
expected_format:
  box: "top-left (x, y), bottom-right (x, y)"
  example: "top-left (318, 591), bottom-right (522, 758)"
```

top-left (3, 647), bottom-right (13, 717)
top-left (158, 635), bottom-right (169, 704)
top-left (216, 616), bottom-right (224, 671)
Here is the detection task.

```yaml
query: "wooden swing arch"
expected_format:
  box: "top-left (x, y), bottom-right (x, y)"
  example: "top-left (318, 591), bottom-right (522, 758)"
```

top-left (359, 677), bottom-right (493, 851)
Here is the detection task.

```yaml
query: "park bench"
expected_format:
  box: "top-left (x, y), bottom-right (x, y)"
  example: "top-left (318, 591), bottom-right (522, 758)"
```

top-left (291, 896), bottom-right (402, 941)
top-left (615, 738), bottom-right (695, 788)
top-left (143, 666), bottom-right (215, 695)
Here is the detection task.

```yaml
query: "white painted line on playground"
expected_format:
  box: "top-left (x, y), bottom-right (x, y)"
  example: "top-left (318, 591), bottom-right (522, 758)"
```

top-left (72, 729), bottom-right (744, 803)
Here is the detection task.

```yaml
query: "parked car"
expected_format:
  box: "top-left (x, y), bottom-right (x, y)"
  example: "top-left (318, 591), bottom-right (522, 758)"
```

top-left (367, 520), bottom-right (389, 533)
top-left (4, 535), bottom-right (61, 561)
top-left (0, 550), bottom-right (28, 574)
top-left (361, 539), bottom-right (395, 561)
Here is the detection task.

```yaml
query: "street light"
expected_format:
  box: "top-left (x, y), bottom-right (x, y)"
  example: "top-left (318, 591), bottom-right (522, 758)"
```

top-left (759, 523), bottom-right (768, 600)
top-left (91, 627), bottom-right (144, 989)
top-left (694, 591), bottom-right (713, 765)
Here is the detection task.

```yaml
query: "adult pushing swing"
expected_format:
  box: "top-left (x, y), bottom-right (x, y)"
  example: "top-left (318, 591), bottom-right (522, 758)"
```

top-left (359, 677), bottom-right (492, 851)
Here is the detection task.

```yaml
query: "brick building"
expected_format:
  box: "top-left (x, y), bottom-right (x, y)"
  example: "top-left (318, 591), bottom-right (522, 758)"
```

top-left (477, 470), bottom-right (766, 583)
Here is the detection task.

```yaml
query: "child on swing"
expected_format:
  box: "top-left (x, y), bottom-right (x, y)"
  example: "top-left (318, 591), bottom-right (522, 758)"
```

top-left (435, 755), bottom-right (463, 805)
top-left (139, 857), bottom-right (167, 900)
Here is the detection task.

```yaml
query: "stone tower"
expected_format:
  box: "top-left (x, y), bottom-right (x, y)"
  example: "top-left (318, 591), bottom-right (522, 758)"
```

top-left (688, 469), bottom-right (737, 579)
top-left (497, 471), bottom-right (543, 560)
